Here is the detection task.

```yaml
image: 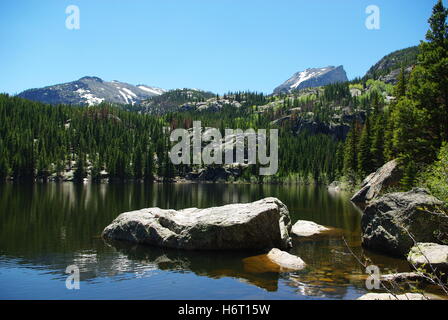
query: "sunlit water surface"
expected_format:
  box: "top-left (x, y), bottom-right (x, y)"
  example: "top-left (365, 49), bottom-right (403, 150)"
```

top-left (0, 183), bottom-right (413, 299)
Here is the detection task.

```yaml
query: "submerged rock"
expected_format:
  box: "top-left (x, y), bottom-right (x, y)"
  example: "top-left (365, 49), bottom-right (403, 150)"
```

top-left (357, 292), bottom-right (442, 300)
top-left (291, 220), bottom-right (330, 237)
top-left (407, 243), bottom-right (448, 273)
top-left (351, 159), bottom-right (402, 205)
top-left (380, 272), bottom-right (427, 283)
top-left (266, 248), bottom-right (306, 271)
top-left (102, 197), bottom-right (292, 250)
top-left (361, 188), bottom-right (448, 257)
top-left (328, 181), bottom-right (343, 193)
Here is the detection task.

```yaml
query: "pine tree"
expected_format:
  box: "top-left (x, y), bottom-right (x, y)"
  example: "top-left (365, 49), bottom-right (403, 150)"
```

top-left (404, 0), bottom-right (448, 159)
top-left (357, 118), bottom-right (373, 177)
top-left (144, 149), bottom-right (154, 181)
top-left (343, 122), bottom-right (360, 182)
top-left (394, 65), bottom-right (407, 99)
top-left (73, 154), bottom-right (87, 183)
top-left (0, 156), bottom-right (9, 180)
top-left (133, 147), bottom-right (143, 180)
top-left (370, 114), bottom-right (385, 169)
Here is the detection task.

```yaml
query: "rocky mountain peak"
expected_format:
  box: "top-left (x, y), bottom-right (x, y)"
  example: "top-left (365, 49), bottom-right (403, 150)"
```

top-left (274, 65), bottom-right (348, 94)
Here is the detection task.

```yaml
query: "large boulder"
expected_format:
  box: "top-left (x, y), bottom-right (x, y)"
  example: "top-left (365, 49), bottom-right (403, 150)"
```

top-left (407, 243), bottom-right (448, 274)
top-left (102, 197), bottom-right (292, 250)
top-left (361, 188), bottom-right (448, 257)
top-left (351, 159), bottom-right (402, 205)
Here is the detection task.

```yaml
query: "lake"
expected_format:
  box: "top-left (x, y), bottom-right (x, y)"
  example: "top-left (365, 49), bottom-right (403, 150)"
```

top-left (0, 182), bottom-right (411, 300)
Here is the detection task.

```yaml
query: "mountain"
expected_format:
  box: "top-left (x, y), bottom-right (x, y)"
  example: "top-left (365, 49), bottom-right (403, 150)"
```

top-left (17, 76), bottom-right (166, 106)
top-left (364, 46), bottom-right (419, 84)
top-left (273, 66), bottom-right (348, 94)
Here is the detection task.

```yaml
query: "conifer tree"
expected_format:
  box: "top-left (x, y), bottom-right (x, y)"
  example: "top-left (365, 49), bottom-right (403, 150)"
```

top-left (357, 118), bottom-right (373, 176)
top-left (73, 154), bottom-right (87, 183)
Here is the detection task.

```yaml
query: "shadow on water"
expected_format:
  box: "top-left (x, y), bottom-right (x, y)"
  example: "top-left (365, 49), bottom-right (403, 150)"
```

top-left (103, 240), bottom-right (282, 292)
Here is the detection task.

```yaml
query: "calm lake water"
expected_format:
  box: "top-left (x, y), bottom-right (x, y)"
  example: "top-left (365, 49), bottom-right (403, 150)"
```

top-left (0, 183), bottom-right (413, 300)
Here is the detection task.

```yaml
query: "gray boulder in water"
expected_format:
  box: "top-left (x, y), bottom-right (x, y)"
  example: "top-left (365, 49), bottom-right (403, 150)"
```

top-left (102, 197), bottom-right (292, 250)
top-left (361, 188), bottom-right (448, 257)
top-left (266, 248), bottom-right (306, 271)
top-left (407, 243), bottom-right (448, 274)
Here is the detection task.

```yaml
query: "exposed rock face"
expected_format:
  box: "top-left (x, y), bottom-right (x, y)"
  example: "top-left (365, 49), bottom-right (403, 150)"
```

top-left (102, 197), bottom-right (292, 250)
top-left (185, 166), bottom-right (242, 182)
top-left (294, 118), bottom-right (350, 140)
top-left (364, 46), bottom-right (418, 84)
top-left (407, 243), bottom-right (448, 273)
top-left (266, 248), bottom-right (306, 271)
top-left (378, 66), bottom-right (414, 84)
top-left (357, 293), bottom-right (442, 300)
top-left (291, 220), bottom-right (330, 237)
top-left (351, 159), bottom-right (402, 205)
top-left (271, 117), bottom-right (351, 140)
top-left (273, 66), bottom-right (348, 94)
top-left (361, 188), bottom-right (448, 257)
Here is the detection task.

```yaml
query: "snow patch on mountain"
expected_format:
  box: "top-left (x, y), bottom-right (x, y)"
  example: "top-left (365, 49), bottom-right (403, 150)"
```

top-left (76, 88), bottom-right (105, 105)
top-left (137, 85), bottom-right (166, 95)
top-left (18, 77), bottom-right (166, 106)
top-left (274, 66), bottom-right (348, 94)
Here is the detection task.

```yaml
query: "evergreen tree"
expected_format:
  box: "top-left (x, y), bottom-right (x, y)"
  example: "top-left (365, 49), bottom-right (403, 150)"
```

top-left (343, 122), bottom-right (360, 182)
top-left (402, 0), bottom-right (448, 161)
top-left (370, 113), bottom-right (385, 169)
top-left (73, 154), bottom-right (87, 183)
top-left (133, 147), bottom-right (143, 180)
top-left (357, 118), bottom-right (373, 176)
top-left (394, 65), bottom-right (407, 99)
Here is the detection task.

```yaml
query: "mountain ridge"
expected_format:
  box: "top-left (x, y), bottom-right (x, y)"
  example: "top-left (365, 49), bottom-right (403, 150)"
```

top-left (17, 76), bottom-right (166, 106)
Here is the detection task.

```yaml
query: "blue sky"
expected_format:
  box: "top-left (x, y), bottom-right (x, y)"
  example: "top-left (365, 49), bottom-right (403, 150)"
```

top-left (0, 0), bottom-right (442, 95)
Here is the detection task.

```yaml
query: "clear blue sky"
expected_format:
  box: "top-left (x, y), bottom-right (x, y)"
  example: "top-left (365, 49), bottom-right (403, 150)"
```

top-left (0, 0), bottom-right (442, 95)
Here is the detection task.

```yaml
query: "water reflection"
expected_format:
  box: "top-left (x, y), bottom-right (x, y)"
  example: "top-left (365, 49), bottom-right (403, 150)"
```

top-left (0, 182), bottom-right (389, 299)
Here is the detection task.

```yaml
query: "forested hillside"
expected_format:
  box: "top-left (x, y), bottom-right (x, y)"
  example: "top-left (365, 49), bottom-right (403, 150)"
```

top-left (0, 1), bottom-right (446, 202)
top-left (343, 0), bottom-right (448, 201)
top-left (364, 46), bottom-right (419, 83)
top-left (0, 92), bottom-right (343, 184)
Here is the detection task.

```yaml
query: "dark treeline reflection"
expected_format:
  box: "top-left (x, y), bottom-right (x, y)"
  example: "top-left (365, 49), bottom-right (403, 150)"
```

top-left (0, 182), bottom-right (390, 299)
top-left (0, 183), bottom-right (361, 256)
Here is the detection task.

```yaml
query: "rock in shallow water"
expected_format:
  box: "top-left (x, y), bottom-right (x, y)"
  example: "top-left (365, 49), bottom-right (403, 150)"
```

top-left (266, 248), bottom-right (306, 271)
top-left (407, 243), bottom-right (448, 273)
top-left (102, 197), bottom-right (292, 250)
top-left (291, 220), bottom-right (330, 237)
top-left (242, 249), bottom-right (306, 273)
top-left (361, 188), bottom-right (448, 257)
